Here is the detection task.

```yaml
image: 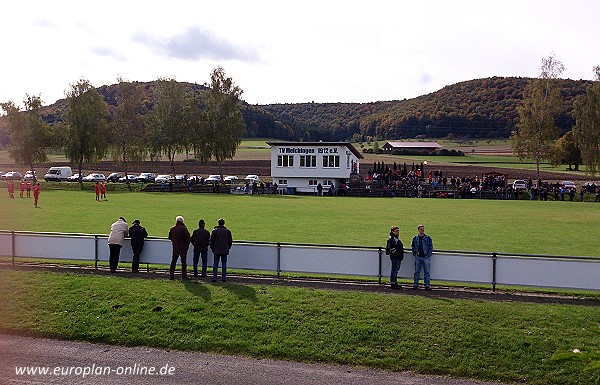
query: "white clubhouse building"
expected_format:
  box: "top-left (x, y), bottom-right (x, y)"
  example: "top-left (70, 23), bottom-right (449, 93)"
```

top-left (267, 141), bottom-right (363, 194)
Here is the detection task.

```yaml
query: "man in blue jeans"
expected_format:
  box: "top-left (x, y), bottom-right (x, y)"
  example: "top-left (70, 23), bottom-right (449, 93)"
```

top-left (191, 219), bottom-right (210, 278)
top-left (210, 218), bottom-right (233, 282)
top-left (411, 224), bottom-right (433, 290)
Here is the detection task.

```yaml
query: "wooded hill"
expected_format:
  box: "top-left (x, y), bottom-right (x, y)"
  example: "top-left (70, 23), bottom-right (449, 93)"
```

top-left (258, 76), bottom-right (593, 141)
top-left (0, 76), bottom-right (593, 147)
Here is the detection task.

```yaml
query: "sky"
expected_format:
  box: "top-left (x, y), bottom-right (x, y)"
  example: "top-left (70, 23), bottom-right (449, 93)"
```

top-left (1, 0), bottom-right (598, 107)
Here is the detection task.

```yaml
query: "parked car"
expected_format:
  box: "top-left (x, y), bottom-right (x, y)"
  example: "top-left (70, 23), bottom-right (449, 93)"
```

top-left (23, 171), bottom-right (37, 181)
top-left (137, 172), bottom-right (157, 183)
top-left (119, 175), bottom-right (138, 183)
top-left (154, 175), bottom-right (173, 184)
top-left (2, 171), bottom-right (23, 180)
top-left (44, 166), bottom-right (73, 182)
top-left (244, 174), bottom-right (261, 183)
top-left (582, 182), bottom-right (598, 193)
top-left (106, 173), bottom-right (122, 182)
top-left (174, 175), bottom-right (187, 183)
top-left (82, 173), bottom-right (106, 182)
top-left (67, 173), bottom-right (87, 182)
top-left (223, 175), bottom-right (239, 184)
top-left (512, 180), bottom-right (527, 190)
top-left (561, 181), bottom-right (577, 191)
top-left (205, 174), bottom-right (222, 183)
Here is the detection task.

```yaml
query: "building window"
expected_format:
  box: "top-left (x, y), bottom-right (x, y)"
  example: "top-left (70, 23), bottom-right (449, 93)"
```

top-left (300, 155), bottom-right (317, 168)
top-left (278, 179), bottom-right (287, 185)
top-left (323, 155), bottom-right (340, 168)
top-left (277, 155), bottom-right (294, 167)
top-left (308, 179), bottom-right (318, 186)
top-left (323, 180), bottom-right (333, 186)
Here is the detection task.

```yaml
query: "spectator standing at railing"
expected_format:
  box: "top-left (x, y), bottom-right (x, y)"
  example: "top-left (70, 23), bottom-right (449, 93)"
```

top-left (108, 217), bottom-right (128, 272)
top-left (128, 219), bottom-right (148, 273)
top-left (386, 226), bottom-right (404, 289)
top-left (191, 219), bottom-right (210, 278)
top-left (168, 216), bottom-right (191, 280)
top-left (210, 218), bottom-right (233, 283)
top-left (411, 224), bottom-right (433, 290)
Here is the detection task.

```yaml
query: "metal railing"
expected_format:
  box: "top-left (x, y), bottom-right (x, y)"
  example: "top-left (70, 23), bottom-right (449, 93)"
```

top-left (1, 230), bottom-right (599, 291)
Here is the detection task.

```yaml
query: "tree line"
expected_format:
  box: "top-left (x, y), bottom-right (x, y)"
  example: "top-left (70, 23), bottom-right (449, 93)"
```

top-left (0, 67), bottom-right (246, 183)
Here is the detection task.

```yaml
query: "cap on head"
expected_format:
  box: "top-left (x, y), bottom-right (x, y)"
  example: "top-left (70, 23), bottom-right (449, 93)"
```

top-left (218, 218), bottom-right (225, 226)
top-left (199, 219), bottom-right (205, 226)
top-left (119, 217), bottom-right (126, 222)
top-left (176, 216), bottom-right (184, 223)
top-left (133, 219), bottom-right (140, 225)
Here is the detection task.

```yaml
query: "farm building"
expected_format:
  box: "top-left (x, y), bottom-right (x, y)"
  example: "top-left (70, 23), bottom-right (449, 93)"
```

top-left (382, 141), bottom-right (443, 153)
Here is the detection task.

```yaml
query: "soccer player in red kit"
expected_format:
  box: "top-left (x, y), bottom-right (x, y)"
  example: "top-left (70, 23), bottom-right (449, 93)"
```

top-left (33, 182), bottom-right (41, 207)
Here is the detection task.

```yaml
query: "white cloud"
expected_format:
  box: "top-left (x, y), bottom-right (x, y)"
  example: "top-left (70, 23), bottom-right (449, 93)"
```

top-left (1, 0), bottom-right (599, 106)
top-left (133, 27), bottom-right (259, 62)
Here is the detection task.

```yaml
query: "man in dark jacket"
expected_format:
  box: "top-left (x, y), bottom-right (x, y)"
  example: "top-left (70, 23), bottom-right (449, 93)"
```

top-left (168, 216), bottom-right (191, 280)
top-left (386, 226), bottom-right (404, 289)
top-left (129, 219), bottom-right (148, 273)
top-left (191, 219), bottom-right (211, 278)
top-left (210, 218), bottom-right (233, 282)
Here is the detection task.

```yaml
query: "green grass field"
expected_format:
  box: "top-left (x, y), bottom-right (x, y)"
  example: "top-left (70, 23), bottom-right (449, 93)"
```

top-left (2, 174), bottom-right (600, 385)
top-left (0, 269), bottom-right (597, 385)
top-left (1, 189), bottom-right (599, 256)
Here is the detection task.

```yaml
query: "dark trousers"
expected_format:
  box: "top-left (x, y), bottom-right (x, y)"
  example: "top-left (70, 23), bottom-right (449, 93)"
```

top-left (193, 249), bottom-right (208, 277)
top-left (108, 244), bottom-right (122, 272)
top-left (132, 245), bottom-right (143, 272)
top-left (170, 254), bottom-right (188, 279)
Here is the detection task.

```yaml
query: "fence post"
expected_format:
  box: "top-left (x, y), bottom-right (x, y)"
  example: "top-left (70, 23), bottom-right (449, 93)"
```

top-left (276, 242), bottom-right (281, 279)
top-left (11, 231), bottom-right (15, 265)
top-left (378, 247), bottom-right (383, 284)
top-left (94, 235), bottom-right (99, 269)
top-left (492, 252), bottom-right (497, 292)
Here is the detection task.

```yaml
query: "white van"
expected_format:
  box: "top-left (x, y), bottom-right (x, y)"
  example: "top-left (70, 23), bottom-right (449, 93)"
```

top-left (44, 166), bottom-right (73, 182)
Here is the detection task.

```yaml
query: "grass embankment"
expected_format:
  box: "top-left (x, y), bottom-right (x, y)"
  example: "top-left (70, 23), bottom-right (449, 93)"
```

top-left (0, 269), bottom-right (597, 385)
top-left (1, 189), bottom-right (599, 256)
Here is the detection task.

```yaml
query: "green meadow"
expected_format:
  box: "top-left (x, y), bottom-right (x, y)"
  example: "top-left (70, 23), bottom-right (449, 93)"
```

top-left (2, 187), bottom-right (600, 385)
top-left (0, 270), bottom-right (598, 385)
top-left (1, 188), bottom-right (599, 256)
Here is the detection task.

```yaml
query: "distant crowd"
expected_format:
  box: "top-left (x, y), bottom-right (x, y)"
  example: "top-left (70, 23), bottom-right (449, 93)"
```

top-left (366, 168), bottom-right (600, 201)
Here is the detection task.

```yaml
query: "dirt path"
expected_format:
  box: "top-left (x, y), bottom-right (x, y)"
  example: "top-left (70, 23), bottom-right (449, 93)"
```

top-left (0, 333), bottom-right (512, 385)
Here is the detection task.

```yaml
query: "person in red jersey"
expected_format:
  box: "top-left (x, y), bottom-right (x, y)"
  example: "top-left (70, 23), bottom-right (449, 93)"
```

top-left (33, 182), bottom-right (41, 207)
top-left (100, 182), bottom-right (107, 200)
top-left (7, 180), bottom-right (15, 199)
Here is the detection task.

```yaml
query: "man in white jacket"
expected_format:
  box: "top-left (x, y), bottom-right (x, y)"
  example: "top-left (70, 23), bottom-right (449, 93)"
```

top-left (108, 217), bottom-right (128, 272)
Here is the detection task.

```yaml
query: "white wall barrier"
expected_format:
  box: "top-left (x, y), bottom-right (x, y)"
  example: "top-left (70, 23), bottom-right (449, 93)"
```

top-left (1, 231), bottom-right (599, 291)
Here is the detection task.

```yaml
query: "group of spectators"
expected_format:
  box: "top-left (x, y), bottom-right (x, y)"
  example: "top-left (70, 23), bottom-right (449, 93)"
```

top-left (386, 224), bottom-right (434, 290)
top-left (107, 216), bottom-right (233, 282)
top-left (364, 168), bottom-right (600, 201)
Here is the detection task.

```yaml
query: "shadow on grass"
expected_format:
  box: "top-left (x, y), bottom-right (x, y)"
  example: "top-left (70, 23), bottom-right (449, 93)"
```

top-left (182, 280), bottom-right (212, 301)
top-left (223, 283), bottom-right (258, 303)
